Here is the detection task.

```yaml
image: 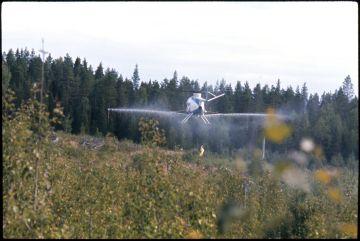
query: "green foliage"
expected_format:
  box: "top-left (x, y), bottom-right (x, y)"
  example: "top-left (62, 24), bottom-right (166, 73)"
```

top-left (2, 48), bottom-right (358, 164)
top-left (342, 75), bottom-right (354, 101)
top-left (132, 64), bottom-right (140, 90)
top-left (138, 117), bottom-right (166, 147)
top-left (3, 88), bottom-right (60, 238)
top-left (3, 95), bottom-right (358, 238)
top-left (1, 49), bottom-right (358, 238)
top-left (2, 59), bottom-right (12, 95)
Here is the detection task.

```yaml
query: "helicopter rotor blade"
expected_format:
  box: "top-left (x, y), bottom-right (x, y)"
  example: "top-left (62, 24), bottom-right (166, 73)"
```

top-left (207, 91), bottom-right (216, 97)
top-left (207, 93), bottom-right (225, 102)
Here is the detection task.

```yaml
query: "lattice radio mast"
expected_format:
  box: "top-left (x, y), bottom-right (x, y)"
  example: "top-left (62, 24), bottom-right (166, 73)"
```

top-left (39, 38), bottom-right (49, 104)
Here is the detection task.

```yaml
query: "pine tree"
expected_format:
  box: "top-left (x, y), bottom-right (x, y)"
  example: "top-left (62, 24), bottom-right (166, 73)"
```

top-left (307, 93), bottom-right (320, 127)
top-left (80, 59), bottom-right (94, 97)
top-left (283, 86), bottom-right (295, 113)
top-left (49, 58), bottom-right (63, 105)
top-left (217, 82), bottom-right (233, 113)
top-left (2, 59), bottom-right (11, 96)
top-left (191, 79), bottom-right (201, 92)
top-left (115, 74), bottom-right (125, 107)
top-left (262, 84), bottom-right (271, 110)
top-left (137, 82), bottom-right (148, 106)
top-left (148, 80), bottom-right (161, 105)
top-left (271, 79), bottom-right (282, 109)
top-left (253, 83), bottom-right (264, 112)
top-left (233, 81), bottom-right (242, 113)
top-left (9, 48), bottom-right (31, 106)
top-left (334, 88), bottom-right (349, 119)
top-left (348, 101), bottom-right (359, 160)
top-left (71, 58), bottom-right (87, 133)
top-left (172, 70), bottom-right (178, 84)
top-left (313, 103), bottom-right (343, 161)
top-left (95, 62), bottom-right (104, 80)
top-left (28, 56), bottom-right (42, 86)
top-left (342, 75), bottom-right (354, 101)
top-left (241, 81), bottom-right (252, 112)
top-left (5, 49), bottom-right (16, 71)
top-left (178, 76), bottom-right (192, 110)
top-left (58, 54), bottom-right (74, 117)
top-left (124, 78), bottom-right (135, 106)
top-left (300, 83), bottom-right (308, 114)
top-left (168, 71), bottom-right (178, 109)
top-left (294, 86), bottom-right (302, 113)
top-left (132, 64), bottom-right (140, 90)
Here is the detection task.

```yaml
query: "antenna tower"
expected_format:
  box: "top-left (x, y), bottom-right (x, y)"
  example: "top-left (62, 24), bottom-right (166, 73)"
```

top-left (39, 38), bottom-right (49, 104)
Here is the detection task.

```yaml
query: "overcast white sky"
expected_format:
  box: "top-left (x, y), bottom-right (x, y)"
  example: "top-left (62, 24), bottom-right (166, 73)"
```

top-left (2, 1), bottom-right (358, 95)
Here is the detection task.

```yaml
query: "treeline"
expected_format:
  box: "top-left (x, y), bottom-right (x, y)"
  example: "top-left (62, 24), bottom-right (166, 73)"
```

top-left (2, 48), bottom-right (358, 166)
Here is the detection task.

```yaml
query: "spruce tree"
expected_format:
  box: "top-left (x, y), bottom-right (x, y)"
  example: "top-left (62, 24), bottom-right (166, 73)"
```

top-left (294, 86), bottom-right (302, 113)
top-left (253, 83), bottom-right (264, 112)
top-left (132, 64), bottom-right (140, 90)
top-left (300, 83), bottom-right (308, 114)
top-left (95, 62), bottom-right (104, 80)
top-left (241, 81), bottom-right (252, 112)
top-left (233, 81), bottom-right (242, 113)
top-left (342, 75), bottom-right (354, 101)
top-left (2, 59), bottom-right (11, 95)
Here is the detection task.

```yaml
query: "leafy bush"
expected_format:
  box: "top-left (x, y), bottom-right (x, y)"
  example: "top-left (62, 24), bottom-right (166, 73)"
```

top-left (138, 117), bottom-right (166, 147)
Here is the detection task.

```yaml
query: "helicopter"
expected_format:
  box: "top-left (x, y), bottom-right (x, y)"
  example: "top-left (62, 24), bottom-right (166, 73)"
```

top-left (181, 91), bottom-right (225, 124)
top-left (107, 89), bottom-right (280, 125)
top-left (108, 90), bottom-right (225, 124)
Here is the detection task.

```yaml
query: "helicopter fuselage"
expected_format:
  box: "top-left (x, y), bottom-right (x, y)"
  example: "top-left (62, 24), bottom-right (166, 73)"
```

top-left (186, 93), bottom-right (206, 115)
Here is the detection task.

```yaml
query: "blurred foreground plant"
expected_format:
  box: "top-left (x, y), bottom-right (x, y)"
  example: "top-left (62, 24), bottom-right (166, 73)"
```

top-left (138, 117), bottom-right (166, 147)
top-left (3, 87), bottom-right (64, 238)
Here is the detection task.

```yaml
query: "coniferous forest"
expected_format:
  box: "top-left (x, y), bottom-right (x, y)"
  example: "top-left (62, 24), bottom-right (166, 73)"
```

top-left (2, 48), bottom-right (358, 166)
top-left (2, 48), bottom-right (359, 238)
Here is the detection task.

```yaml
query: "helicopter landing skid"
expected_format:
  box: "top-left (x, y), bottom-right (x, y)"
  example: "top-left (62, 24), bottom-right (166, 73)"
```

top-left (181, 112), bottom-right (193, 124)
top-left (181, 113), bottom-right (211, 125)
top-left (201, 115), bottom-right (211, 124)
